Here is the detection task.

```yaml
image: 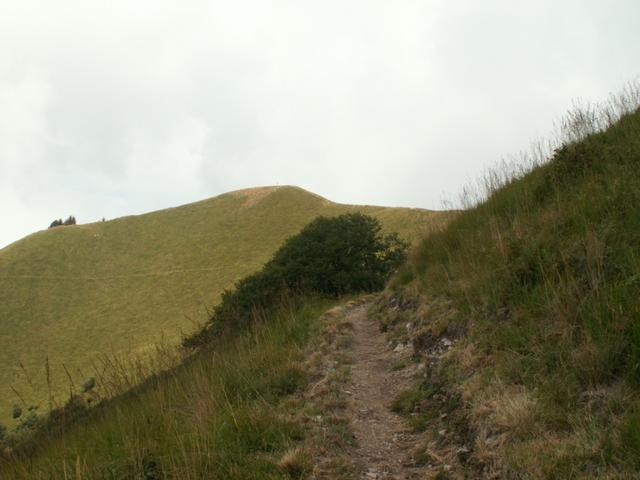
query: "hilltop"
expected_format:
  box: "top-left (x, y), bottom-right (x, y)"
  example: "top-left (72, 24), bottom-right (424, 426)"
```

top-left (3, 92), bottom-right (639, 478)
top-left (0, 186), bottom-right (448, 425)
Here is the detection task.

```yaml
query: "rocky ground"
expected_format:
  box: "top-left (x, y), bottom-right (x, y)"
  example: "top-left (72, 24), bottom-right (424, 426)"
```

top-left (347, 304), bottom-right (429, 479)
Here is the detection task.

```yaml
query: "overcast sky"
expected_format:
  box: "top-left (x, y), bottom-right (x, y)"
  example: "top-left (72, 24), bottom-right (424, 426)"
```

top-left (1, 1), bottom-right (638, 248)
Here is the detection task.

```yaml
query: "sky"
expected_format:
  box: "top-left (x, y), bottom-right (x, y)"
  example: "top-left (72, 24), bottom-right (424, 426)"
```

top-left (1, 1), bottom-right (638, 248)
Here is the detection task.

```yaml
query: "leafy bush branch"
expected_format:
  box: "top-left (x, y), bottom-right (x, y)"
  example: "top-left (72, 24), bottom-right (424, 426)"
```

top-left (185, 213), bottom-right (407, 347)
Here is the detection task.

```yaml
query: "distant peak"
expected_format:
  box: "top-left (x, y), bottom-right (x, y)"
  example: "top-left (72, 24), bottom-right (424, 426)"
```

top-left (226, 186), bottom-right (286, 208)
top-left (225, 185), bottom-right (332, 208)
top-left (227, 185), bottom-right (284, 196)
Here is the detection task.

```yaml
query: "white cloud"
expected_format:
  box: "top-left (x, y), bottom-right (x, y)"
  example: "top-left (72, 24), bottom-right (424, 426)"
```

top-left (0, 0), bottom-right (639, 246)
top-left (0, 72), bottom-right (51, 176)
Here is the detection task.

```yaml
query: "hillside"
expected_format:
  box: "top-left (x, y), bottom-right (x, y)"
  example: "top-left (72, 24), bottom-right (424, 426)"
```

top-left (4, 95), bottom-right (638, 477)
top-left (370, 105), bottom-right (640, 476)
top-left (0, 186), bottom-right (448, 426)
top-left (3, 98), bottom-right (638, 478)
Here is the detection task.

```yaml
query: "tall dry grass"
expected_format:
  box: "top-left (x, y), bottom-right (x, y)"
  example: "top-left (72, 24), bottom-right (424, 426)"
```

top-left (391, 79), bottom-right (640, 477)
top-left (1, 299), bottom-right (331, 479)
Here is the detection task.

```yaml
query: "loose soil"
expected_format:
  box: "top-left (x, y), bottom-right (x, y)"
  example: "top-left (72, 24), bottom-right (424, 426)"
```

top-left (346, 304), bottom-right (428, 479)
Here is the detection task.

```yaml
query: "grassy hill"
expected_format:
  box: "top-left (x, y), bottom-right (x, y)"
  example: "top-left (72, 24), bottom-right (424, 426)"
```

top-left (2, 92), bottom-right (639, 477)
top-left (375, 101), bottom-right (640, 476)
top-left (0, 186), bottom-right (448, 426)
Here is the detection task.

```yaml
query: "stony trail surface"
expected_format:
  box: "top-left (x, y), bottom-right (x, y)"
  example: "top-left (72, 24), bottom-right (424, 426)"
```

top-left (347, 304), bottom-right (428, 480)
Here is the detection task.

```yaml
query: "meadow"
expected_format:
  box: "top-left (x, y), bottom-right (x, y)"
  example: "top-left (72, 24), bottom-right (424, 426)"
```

top-left (0, 186), bottom-right (448, 427)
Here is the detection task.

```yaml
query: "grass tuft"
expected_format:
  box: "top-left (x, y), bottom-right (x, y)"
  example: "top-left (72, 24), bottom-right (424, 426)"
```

top-left (278, 448), bottom-right (313, 479)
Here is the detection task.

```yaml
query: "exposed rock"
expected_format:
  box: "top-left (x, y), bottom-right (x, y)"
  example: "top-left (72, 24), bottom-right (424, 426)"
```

top-left (412, 328), bottom-right (437, 353)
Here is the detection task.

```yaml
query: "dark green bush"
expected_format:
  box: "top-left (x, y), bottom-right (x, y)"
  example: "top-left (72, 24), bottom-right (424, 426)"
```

top-left (185, 213), bottom-right (407, 346)
top-left (48, 215), bottom-right (76, 229)
top-left (268, 213), bottom-right (407, 295)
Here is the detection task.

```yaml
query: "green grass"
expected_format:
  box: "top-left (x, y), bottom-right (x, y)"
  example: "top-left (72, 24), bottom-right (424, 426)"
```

top-left (0, 299), bottom-right (333, 479)
top-left (0, 186), bottom-right (449, 426)
top-left (391, 386), bottom-right (428, 415)
top-left (394, 103), bottom-right (640, 476)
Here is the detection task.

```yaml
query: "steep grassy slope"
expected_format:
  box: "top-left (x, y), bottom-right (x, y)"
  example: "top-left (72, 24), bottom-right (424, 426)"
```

top-left (0, 299), bottom-right (336, 478)
top-left (376, 107), bottom-right (640, 477)
top-left (0, 186), bottom-right (448, 426)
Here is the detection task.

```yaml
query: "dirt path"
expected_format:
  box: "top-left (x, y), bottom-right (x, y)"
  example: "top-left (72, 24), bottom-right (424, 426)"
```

top-left (346, 305), bottom-right (427, 479)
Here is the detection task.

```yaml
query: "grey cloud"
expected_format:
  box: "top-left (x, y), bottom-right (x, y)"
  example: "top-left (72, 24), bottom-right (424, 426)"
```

top-left (1, 0), bottom-right (639, 247)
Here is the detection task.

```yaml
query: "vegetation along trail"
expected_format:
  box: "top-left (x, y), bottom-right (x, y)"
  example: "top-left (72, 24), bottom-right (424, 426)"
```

top-left (345, 303), bottom-right (428, 479)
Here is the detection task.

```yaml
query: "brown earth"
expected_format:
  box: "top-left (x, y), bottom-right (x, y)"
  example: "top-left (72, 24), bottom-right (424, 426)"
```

top-left (345, 304), bottom-right (428, 479)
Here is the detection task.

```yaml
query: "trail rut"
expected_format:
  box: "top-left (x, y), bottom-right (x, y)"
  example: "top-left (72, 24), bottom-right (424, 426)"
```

top-left (346, 305), bottom-right (427, 479)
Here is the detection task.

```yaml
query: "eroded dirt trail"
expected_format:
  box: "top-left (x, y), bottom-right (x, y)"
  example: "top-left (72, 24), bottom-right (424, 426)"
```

top-left (347, 305), bottom-right (426, 479)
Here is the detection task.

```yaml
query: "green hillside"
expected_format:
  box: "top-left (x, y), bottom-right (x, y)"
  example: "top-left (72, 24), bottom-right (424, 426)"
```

top-left (0, 186), bottom-right (448, 426)
top-left (376, 104), bottom-right (640, 476)
top-left (2, 97), bottom-right (640, 478)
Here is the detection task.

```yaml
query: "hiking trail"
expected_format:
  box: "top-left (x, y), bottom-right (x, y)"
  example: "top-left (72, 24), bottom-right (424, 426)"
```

top-left (345, 304), bottom-right (428, 479)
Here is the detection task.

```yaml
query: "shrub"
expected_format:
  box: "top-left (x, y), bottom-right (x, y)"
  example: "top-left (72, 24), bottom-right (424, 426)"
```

top-left (15, 408), bottom-right (40, 434)
top-left (268, 213), bottom-right (407, 295)
top-left (185, 213), bottom-right (407, 346)
top-left (48, 215), bottom-right (77, 229)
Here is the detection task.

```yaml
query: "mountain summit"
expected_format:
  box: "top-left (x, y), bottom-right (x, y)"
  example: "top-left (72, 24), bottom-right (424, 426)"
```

top-left (0, 186), bottom-right (447, 424)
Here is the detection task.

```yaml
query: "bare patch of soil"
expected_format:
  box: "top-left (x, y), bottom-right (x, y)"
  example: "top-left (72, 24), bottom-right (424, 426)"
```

top-left (345, 304), bottom-right (428, 479)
